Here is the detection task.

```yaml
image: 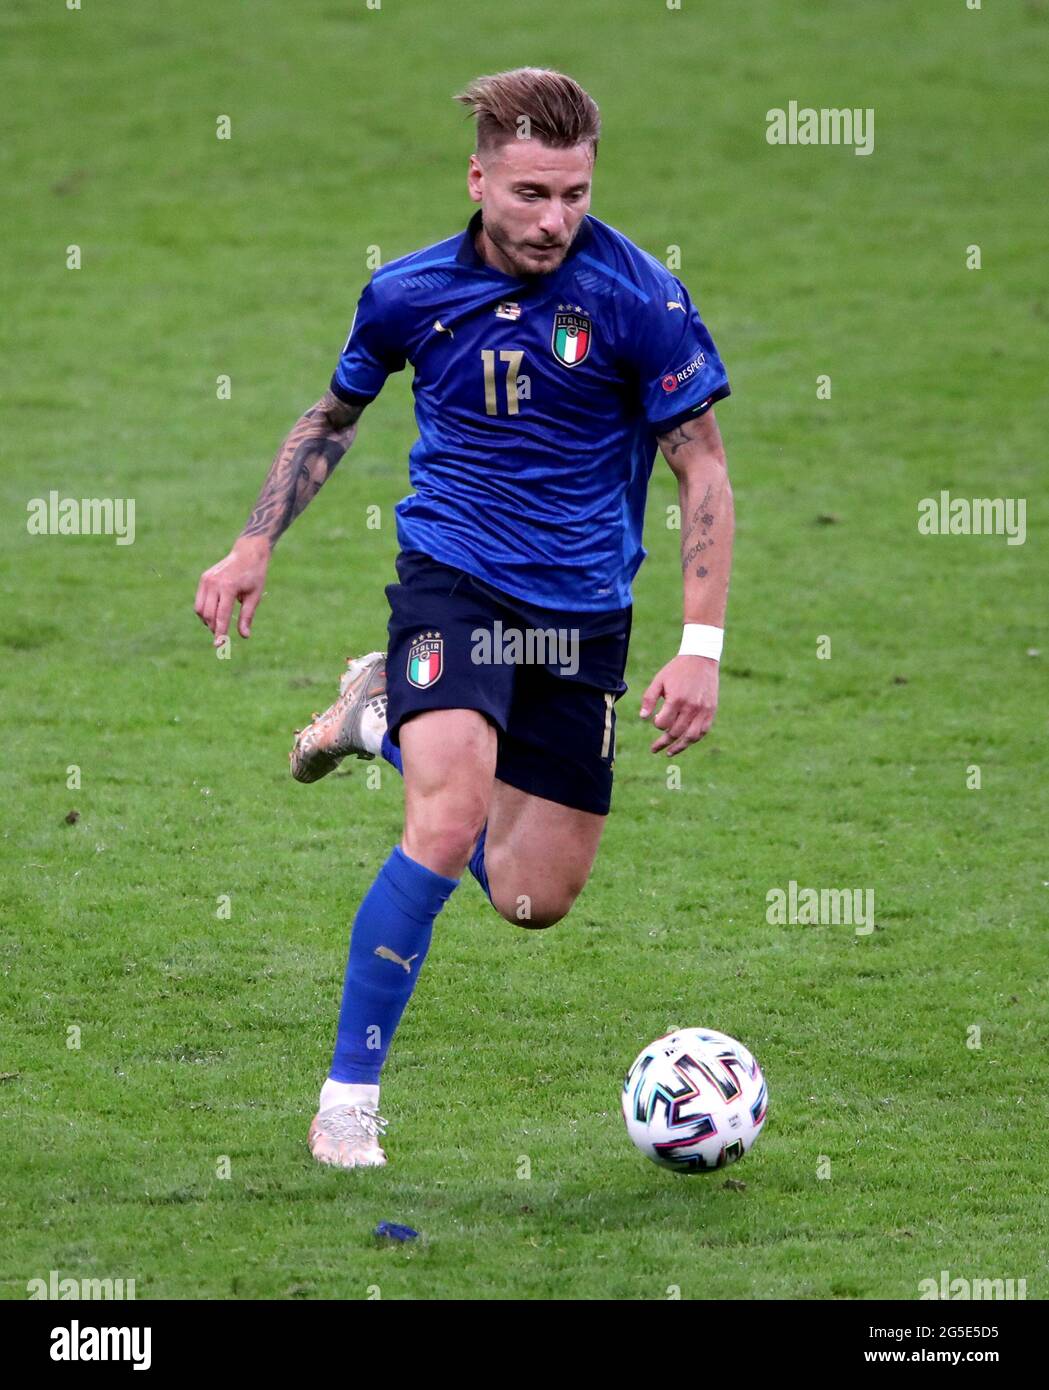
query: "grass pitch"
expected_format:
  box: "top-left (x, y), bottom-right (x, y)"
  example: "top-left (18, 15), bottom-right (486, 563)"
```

top-left (1, 0), bottom-right (1046, 1300)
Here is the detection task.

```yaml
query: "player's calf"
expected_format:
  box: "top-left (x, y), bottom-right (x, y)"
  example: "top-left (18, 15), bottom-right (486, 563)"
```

top-left (488, 878), bottom-right (583, 929)
top-left (482, 781), bottom-right (604, 928)
top-left (485, 832), bottom-right (590, 927)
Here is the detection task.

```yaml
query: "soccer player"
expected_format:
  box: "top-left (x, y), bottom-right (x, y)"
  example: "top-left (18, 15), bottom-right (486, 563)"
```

top-left (195, 68), bottom-right (734, 1169)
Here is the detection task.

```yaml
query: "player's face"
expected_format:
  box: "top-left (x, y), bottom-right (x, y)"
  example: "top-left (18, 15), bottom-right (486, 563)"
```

top-left (468, 139), bottom-right (593, 278)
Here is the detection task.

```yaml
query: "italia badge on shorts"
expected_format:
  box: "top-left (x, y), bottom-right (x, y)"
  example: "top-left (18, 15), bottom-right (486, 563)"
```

top-left (552, 306), bottom-right (591, 367)
top-left (407, 631), bottom-right (444, 689)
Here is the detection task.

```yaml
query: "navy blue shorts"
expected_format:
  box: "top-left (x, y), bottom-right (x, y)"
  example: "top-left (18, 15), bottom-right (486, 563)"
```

top-left (384, 550), bottom-right (632, 816)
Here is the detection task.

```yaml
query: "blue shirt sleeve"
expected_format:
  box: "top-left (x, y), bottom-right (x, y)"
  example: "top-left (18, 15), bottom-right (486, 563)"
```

top-left (330, 278), bottom-right (407, 405)
top-left (628, 279), bottom-right (731, 432)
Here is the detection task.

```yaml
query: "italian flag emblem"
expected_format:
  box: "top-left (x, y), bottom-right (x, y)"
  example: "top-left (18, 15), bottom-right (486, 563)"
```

top-left (407, 633), bottom-right (444, 689)
top-left (552, 309), bottom-right (592, 367)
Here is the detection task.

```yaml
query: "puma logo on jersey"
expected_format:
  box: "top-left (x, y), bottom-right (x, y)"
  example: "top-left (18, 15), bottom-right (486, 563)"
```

top-left (666, 300), bottom-right (686, 313)
top-left (375, 945), bottom-right (419, 973)
top-left (433, 319), bottom-right (454, 338)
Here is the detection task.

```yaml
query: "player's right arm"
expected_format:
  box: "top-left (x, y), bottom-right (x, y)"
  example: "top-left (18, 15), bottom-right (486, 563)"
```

top-left (194, 390), bottom-right (365, 646)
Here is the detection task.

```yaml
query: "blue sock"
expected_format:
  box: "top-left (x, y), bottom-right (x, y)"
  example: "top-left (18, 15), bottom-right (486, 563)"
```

top-left (329, 846), bottom-right (459, 1084)
top-left (468, 823), bottom-right (492, 902)
top-left (380, 730), bottom-right (403, 776)
top-left (381, 729), bottom-right (492, 903)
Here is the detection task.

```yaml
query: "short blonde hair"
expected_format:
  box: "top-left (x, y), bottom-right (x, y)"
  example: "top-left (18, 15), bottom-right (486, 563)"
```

top-left (454, 67), bottom-right (600, 158)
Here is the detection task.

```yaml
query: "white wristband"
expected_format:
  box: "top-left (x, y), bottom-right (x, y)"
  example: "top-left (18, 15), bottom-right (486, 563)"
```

top-left (679, 623), bottom-right (724, 662)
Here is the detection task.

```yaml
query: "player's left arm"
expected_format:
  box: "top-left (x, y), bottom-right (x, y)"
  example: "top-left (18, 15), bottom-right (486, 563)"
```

top-left (640, 408), bottom-right (734, 756)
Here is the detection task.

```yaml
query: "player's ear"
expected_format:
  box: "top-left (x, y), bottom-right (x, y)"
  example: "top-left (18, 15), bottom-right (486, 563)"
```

top-left (466, 153), bottom-right (484, 203)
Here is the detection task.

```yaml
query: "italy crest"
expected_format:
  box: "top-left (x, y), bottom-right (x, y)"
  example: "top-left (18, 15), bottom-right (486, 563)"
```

top-left (407, 632), bottom-right (444, 688)
top-left (551, 309), bottom-right (591, 367)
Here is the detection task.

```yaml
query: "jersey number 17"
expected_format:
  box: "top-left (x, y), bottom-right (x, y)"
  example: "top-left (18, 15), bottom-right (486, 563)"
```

top-left (480, 349), bottom-right (526, 416)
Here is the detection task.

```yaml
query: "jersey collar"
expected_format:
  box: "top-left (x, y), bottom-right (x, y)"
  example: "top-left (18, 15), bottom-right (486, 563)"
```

top-left (455, 210), bottom-right (594, 274)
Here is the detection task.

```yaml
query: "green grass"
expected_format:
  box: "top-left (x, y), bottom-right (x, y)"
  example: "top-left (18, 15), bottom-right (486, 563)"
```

top-left (1, 0), bottom-right (1047, 1300)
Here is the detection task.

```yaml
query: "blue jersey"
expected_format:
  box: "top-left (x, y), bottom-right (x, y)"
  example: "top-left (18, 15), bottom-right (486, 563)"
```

top-left (331, 212), bottom-right (730, 612)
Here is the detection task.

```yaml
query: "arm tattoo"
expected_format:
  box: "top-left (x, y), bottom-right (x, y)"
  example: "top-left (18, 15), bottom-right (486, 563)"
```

top-left (241, 392), bottom-right (363, 544)
top-left (681, 484), bottom-right (716, 577)
top-left (656, 410), bottom-right (727, 579)
top-left (659, 414), bottom-right (708, 459)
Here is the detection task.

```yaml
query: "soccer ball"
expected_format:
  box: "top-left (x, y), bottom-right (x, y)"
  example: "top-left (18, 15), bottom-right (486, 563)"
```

top-left (621, 1027), bottom-right (768, 1173)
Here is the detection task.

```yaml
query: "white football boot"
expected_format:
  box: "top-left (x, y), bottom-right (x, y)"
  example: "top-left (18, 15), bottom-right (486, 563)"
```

top-left (308, 1105), bottom-right (389, 1169)
top-left (290, 651), bottom-right (387, 783)
top-left (339, 651), bottom-right (376, 698)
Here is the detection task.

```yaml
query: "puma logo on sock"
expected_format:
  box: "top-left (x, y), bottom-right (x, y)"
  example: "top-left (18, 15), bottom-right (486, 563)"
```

top-left (375, 946), bottom-right (419, 973)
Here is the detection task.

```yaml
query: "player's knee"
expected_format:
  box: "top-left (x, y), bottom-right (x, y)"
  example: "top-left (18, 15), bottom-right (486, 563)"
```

top-left (404, 803), bottom-right (487, 875)
top-left (406, 825), bottom-right (485, 875)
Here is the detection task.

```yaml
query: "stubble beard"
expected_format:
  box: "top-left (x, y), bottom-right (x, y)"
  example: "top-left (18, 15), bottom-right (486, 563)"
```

top-left (480, 214), bottom-right (575, 279)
